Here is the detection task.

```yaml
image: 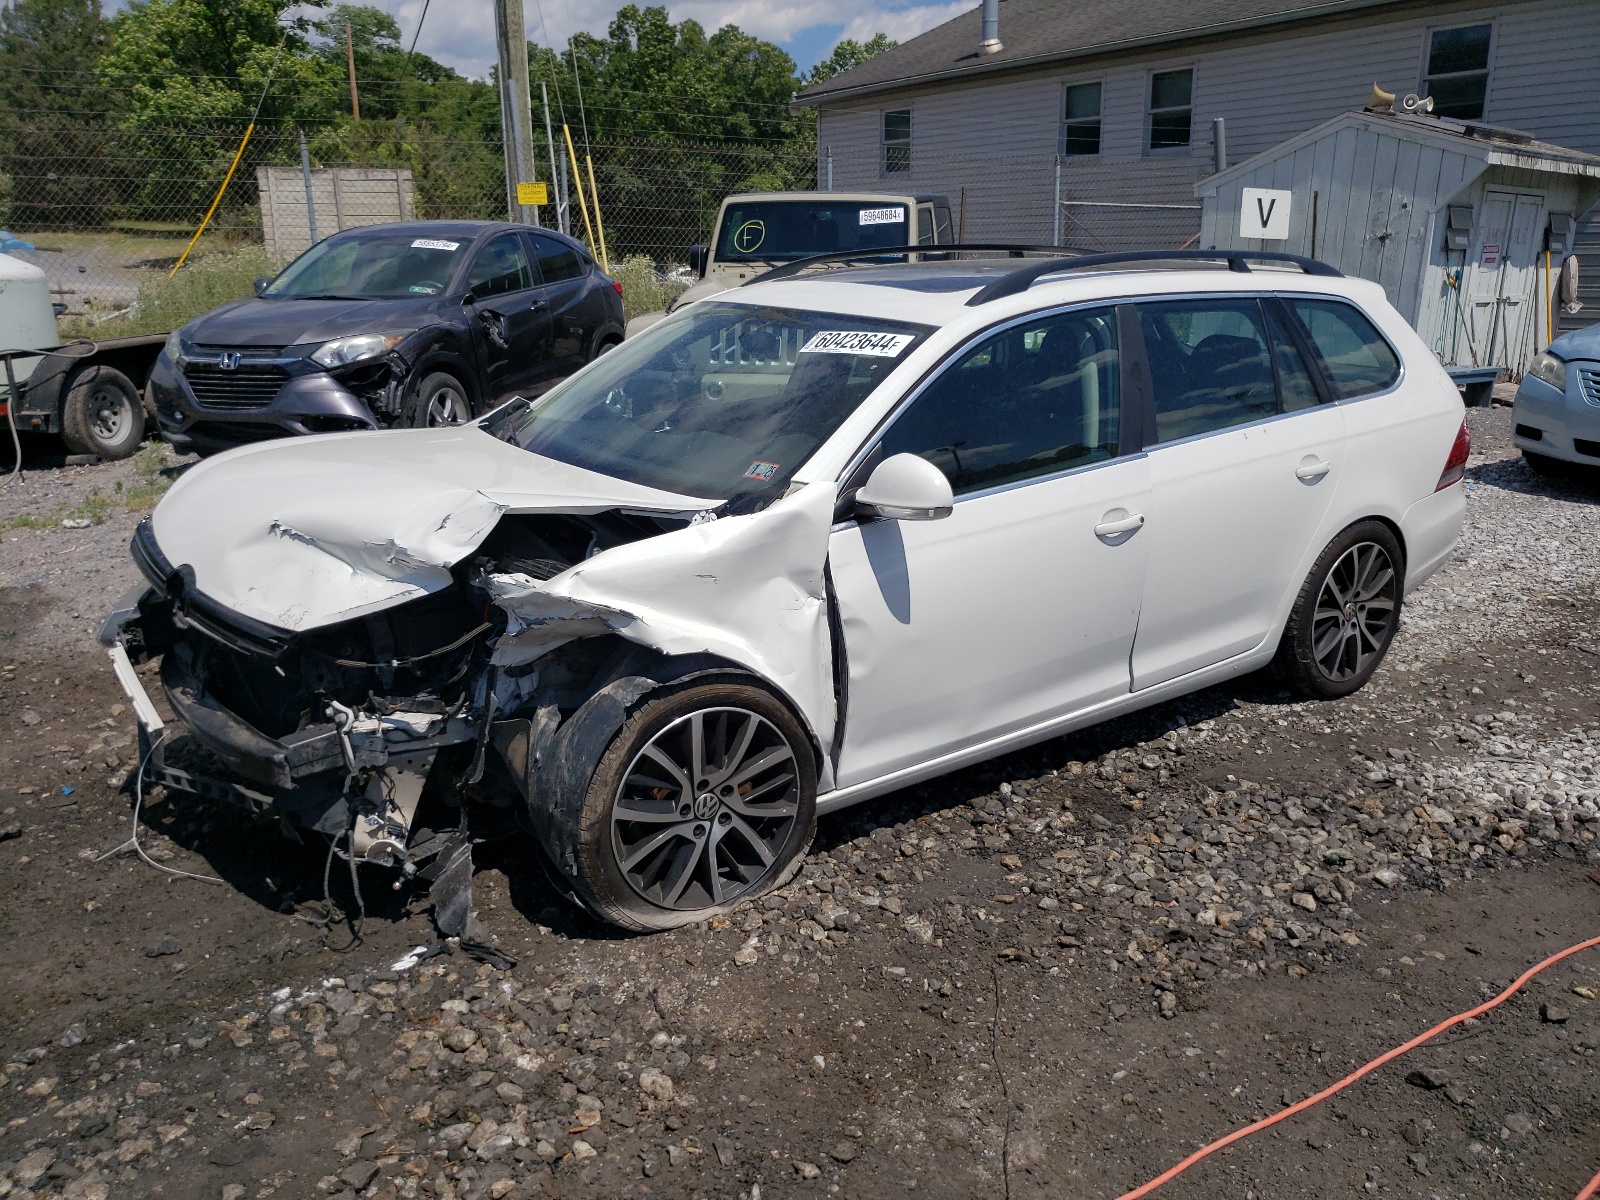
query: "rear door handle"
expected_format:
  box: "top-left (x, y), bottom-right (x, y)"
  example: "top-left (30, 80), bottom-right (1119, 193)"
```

top-left (1295, 457), bottom-right (1332, 482)
top-left (1094, 512), bottom-right (1145, 539)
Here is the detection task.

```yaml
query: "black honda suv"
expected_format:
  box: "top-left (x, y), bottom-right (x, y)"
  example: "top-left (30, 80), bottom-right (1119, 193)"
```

top-left (149, 220), bottom-right (626, 455)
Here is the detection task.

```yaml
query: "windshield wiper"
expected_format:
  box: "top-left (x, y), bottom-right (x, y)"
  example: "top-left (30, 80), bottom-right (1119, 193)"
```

top-left (281, 294), bottom-right (374, 301)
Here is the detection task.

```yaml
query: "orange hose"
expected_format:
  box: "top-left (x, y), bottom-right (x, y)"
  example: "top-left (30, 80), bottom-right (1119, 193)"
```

top-left (1114, 933), bottom-right (1600, 1200)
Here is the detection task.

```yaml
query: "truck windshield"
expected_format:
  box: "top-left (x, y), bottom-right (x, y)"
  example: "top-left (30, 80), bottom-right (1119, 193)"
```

top-left (715, 200), bottom-right (912, 263)
top-left (491, 302), bottom-right (933, 502)
top-left (262, 231), bottom-right (470, 300)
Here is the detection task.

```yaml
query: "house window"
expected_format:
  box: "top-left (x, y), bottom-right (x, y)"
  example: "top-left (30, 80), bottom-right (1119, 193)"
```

top-left (882, 110), bottom-right (911, 173)
top-left (1422, 24), bottom-right (1492, 119)
top-left (1060, 82), bottom-right (1102, 156)
top-left (1147, 69), bottom-right (1193, 151)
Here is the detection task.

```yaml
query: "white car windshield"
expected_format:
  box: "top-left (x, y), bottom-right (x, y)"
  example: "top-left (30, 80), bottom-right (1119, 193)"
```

top-left (493, 303), bottom-right (933, 502)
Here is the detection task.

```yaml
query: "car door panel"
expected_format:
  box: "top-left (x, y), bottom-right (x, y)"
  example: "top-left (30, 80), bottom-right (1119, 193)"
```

top-left (1129, 296), bottom-right (1346, 691)
top-left (829, 303), bottom-right (1148, 788)
top-left (465, 233), bottom-right (551, 403)
top-left (831, 457), bottom-right (1152, 787)
top-left (525, 232), bottom-right (594, 387)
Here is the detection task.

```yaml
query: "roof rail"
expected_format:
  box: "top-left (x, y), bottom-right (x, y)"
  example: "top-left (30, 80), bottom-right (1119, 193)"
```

top-left (742, 244), bottom-right (1073, 287)
top-left (965, 249), bottom-right (1342, 306)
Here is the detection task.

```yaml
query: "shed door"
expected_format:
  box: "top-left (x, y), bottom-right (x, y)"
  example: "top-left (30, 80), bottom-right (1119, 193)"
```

top-left (1466, 189), bottom-right (1545, 368)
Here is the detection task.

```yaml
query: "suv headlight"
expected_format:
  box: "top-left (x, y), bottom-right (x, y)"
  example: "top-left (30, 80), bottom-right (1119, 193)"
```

top-left (1528, 351), bottom-right (1567, 391)
top-left (310, 332), bottom-right (406, 370)
top-left (163, 328), bottom-right (186, 367)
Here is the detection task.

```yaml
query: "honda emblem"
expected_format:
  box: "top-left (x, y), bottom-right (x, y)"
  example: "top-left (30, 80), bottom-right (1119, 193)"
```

top-left (218, 352), bottom-right (241, 371)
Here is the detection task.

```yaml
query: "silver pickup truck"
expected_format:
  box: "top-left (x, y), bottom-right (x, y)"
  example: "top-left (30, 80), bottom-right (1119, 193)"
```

top-left (625, 190), bottom-right (954, 337)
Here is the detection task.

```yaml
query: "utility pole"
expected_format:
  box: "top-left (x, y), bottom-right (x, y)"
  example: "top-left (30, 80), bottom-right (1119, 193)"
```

top-left (344, 21), bottom-right (361, 121)
top-left (494, 0), bottom-right (542, 226)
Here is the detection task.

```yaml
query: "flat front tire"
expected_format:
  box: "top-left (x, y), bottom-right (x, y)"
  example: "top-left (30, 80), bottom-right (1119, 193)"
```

top-left (570, 682), bottom-right (817, 932)
top-left (1274, 521), bottom-right (1404, 699)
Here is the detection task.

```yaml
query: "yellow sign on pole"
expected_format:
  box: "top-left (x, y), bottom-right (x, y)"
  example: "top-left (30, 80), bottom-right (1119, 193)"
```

top-left (516, 181), bottom-right (548, 206)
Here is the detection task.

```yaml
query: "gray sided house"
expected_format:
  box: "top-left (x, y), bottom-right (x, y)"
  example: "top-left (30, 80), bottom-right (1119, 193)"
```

top-left (1196, 110), bottom-right (1600, 374)
top-left (795, 0), bottom-right (1600, 258)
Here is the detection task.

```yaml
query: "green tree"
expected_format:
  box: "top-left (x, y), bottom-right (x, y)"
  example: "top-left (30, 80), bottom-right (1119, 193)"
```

top-left (802, 32), bottom-right (896, 88)
top-left (0, 0), bottom-right (110, 229)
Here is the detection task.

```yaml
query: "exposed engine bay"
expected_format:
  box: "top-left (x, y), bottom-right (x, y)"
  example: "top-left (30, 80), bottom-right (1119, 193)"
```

top-left (109, 506), bottom-right (720, 961)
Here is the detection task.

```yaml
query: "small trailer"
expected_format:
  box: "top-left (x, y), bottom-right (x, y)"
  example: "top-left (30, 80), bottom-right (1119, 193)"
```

top-left (1, 251), bottom-right (166, 460)
top-left (1196, 108), bottom-right (1600, 382)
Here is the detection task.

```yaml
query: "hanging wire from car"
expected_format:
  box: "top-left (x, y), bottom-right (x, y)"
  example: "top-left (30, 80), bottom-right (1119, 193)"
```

top-left (328, 619), bottom-right (494, 669)
top-left (96, 729), bottom-right (226, 885)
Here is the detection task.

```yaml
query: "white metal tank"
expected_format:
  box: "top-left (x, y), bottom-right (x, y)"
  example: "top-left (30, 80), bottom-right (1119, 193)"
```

top-left (0, 252), bottom-right (58, 383)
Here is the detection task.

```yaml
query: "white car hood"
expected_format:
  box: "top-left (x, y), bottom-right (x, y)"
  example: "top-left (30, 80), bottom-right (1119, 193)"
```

top-left (150, 425), bottom-right (711, 632)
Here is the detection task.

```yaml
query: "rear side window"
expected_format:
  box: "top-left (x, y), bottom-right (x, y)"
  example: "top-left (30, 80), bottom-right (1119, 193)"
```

top-left (1289, 300), bottom-right (1401, 399)
top-left (1139, 299), bottom-right (1279, 442)
top-left (880, 306), bottom-right (1120, 494)
top-left (530, 232), bottom-right (585, 283)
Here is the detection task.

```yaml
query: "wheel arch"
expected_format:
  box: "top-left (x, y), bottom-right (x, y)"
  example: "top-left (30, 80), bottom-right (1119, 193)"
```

top-left (504, 643), bottom-right (826, 882)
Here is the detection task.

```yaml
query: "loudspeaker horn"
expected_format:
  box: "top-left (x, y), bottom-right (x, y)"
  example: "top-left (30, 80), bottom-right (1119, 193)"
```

top-left (1365, 83), bottom-right (1396, 111)
top-left (1399, 92), bottom-right (1435, 114)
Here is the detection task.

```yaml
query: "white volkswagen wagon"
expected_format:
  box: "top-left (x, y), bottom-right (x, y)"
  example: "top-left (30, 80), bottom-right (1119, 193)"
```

top-left (103, 251), bottom-right (1469, 936)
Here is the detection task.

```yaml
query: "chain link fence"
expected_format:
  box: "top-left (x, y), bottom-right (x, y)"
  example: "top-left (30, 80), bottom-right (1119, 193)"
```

top-left (0, 115), bottom-right (814, 328)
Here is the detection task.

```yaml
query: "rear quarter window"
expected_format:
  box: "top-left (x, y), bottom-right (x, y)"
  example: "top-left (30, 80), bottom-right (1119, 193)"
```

top-left (1289, 299), bottom-right (1401, 399)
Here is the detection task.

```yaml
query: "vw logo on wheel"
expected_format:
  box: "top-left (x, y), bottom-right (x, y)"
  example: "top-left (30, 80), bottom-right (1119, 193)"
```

top-left (693, 792), bottom-right (721, 819)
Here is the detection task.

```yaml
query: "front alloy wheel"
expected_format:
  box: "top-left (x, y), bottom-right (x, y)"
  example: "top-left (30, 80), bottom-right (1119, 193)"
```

top-left (572, 682), bottom-right (817, 931)
top-left (1274, 520), bottom-right (1404, 699)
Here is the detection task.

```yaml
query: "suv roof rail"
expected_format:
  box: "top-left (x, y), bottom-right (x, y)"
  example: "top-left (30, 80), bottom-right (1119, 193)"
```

top-left (743, 245), bottom-right (1072, 287)
top-left (966, 249), bottom-right (1342, 306)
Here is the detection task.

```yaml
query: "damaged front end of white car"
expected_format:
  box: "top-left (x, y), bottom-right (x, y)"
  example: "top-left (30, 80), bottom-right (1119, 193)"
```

top-left (100, 300), bottom-right (933, 948)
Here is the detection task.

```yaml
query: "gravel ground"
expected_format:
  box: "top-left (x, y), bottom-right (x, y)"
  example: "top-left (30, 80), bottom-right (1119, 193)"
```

top-left (2, 407), bottom-right (1599, 1200)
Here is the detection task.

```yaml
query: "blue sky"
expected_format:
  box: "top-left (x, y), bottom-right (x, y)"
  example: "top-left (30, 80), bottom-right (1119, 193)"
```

top-left (108, 1), bottom-right (971, 80)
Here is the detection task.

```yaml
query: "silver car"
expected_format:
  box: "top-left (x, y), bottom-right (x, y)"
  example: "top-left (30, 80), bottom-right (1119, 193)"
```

top-left (1513, 323), bottom-right (1600, 473)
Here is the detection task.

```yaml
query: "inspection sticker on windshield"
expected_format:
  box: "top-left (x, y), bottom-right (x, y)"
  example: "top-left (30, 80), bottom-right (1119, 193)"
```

top-left (800, 330), bottom-right (914, 357)
top-left (743, 460), bottom-right (780, 481)
top-left (410, 238), bottom-right (460, 251)
top-left (858, 206), bottom-right (905, 226)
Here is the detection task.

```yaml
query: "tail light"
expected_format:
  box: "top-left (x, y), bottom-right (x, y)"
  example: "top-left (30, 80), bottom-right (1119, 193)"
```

top-left (1436, 419), bottom-right (1470, 490)
top-left (612, 280), bottom-right (624, 297)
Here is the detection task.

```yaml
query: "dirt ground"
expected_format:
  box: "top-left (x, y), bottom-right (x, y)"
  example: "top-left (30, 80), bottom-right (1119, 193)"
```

top-left (2, 405), bottom-right (1599, 1200)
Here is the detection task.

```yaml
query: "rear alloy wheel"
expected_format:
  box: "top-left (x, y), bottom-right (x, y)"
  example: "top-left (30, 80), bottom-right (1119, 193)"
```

top-left (573, 683), bottom-right (816, 931)
top-left (1274, 521), bottom-right (1403, 699)
top-left (404, 372), bottom-right (471, 428)
top-left (60, 365), bottom-right (145, 459)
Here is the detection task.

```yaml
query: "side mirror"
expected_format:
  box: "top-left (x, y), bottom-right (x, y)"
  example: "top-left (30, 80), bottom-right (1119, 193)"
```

top-left (687, 245), bottom-right (709, 278)
top-left (252, 277), bottom-right (272, 296)
top-left (855, 453), bottom-right (953, 521)
top-left (461, 291), bottom-right (477, 306)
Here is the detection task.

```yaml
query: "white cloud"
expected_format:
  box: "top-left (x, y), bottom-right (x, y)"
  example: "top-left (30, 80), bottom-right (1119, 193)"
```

top-left (839, 0), bottom-right (969, 46)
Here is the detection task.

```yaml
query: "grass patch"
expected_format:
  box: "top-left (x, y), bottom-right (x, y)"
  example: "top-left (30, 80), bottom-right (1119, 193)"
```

top-left (613, 254), bottom-right (689, 322)
top-left (60, 246), bottom-right (275, 339)
top-left (2, 442), bottom-right (180, 530)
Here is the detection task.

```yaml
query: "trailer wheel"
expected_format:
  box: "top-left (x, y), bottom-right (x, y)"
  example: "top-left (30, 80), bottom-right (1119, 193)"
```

top-left (61, 365), bottom-right (145, 460)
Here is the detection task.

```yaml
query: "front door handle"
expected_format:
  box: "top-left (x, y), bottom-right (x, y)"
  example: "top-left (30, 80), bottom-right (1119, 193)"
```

top-left (1295, 456), bottom-right (1332, 482)
top-left (529, 299), bottom-right (549, 314)
top-left (1094, 511), bottom-right (1145, 539)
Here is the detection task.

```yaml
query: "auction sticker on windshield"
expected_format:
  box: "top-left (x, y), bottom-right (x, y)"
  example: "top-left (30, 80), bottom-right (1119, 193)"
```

top-left (858, 207), bottom-right (905, 226)
top-left (800, 330), bottom-right (914, 357)
top-left (411, 238), bottom-right (461, 251)
top-left (743, 460), bottom-right (780, 481)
